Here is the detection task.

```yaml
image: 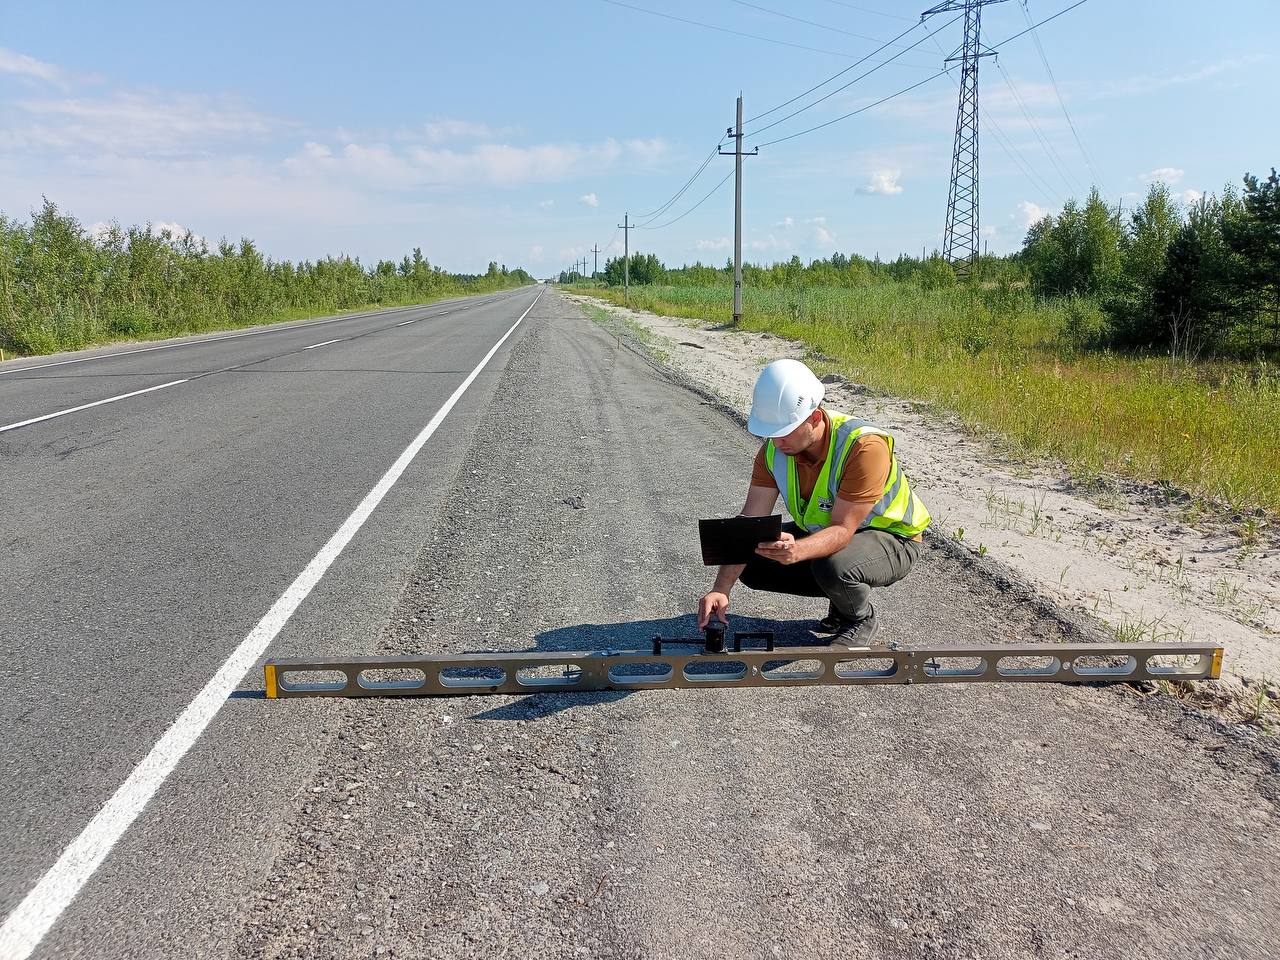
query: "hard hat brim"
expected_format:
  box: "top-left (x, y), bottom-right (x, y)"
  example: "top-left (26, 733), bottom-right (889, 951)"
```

top-left (747, 409), bottom-right (812, 438)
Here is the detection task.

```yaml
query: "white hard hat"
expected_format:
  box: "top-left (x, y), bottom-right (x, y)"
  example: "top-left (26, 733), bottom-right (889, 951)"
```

top-left (747, 359), bottom-right (825, 438)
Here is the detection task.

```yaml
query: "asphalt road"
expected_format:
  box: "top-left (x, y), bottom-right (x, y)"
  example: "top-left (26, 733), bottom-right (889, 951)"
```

top-left (4, 288), bottom-right (1278, 959)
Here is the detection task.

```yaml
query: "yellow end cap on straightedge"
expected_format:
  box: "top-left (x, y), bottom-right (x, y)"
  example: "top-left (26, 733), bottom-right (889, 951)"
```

top-left (264, 663), bottom-right (278, 699)
top-left (1210, 648), bottom-right (1223, 680)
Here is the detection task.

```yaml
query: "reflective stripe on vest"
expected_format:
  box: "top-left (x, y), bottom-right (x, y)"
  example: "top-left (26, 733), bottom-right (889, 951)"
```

top-left (764, 410), bottom-right (931, 538)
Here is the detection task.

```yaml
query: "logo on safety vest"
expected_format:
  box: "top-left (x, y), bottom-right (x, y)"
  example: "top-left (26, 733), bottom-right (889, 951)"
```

top-left (818, 497), bottom-right (834, 511)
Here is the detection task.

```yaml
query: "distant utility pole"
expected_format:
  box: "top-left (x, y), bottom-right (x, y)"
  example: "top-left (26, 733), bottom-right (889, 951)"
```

top-left (922, 0), bottom-right (1008, 278)
top-left (719, 94), bottom-right (757, 325)
top-left (617, 213), bottom-right (632, 305)
top-left (591, 243), bottom-right (601, 277)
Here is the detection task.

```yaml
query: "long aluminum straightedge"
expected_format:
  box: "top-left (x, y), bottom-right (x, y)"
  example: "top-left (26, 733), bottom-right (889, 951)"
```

top-left (264, 633), bottom-right (1223, 699)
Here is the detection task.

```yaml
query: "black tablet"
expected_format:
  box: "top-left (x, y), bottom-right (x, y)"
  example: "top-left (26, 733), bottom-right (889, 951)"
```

top-left (698, 514), bottom-right (784, 566)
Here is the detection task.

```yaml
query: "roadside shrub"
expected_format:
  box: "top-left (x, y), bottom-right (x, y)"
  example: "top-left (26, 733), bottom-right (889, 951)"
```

top-left (938, 300), bottom-right (993, 356)
top-left (918, 257), bottom-right (957, 291)
top-left (1062, 297), bottom-right (1112, 351)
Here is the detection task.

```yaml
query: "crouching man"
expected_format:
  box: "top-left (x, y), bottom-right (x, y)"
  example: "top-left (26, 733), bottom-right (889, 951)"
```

top-left (696, 359), bottom-right (931, 645)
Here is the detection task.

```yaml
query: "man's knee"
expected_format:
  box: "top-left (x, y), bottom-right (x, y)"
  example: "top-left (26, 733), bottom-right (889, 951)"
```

top-left (811, 552), bottom-right (864, 590)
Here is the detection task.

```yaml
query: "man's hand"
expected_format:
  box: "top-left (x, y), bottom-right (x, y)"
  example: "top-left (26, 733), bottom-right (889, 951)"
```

top-left (754, 531), bottom-right (801, 565)
top-left (697, 591), bottom-right (730, 629)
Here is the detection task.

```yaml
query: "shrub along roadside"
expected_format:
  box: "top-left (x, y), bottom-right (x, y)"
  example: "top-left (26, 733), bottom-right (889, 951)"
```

top-left (0, 200), bottom-right (533, 357)
top-left (1021, 171), bottom-right (1280, 358)
top-left (586, 283), bottom-right (1280, 516)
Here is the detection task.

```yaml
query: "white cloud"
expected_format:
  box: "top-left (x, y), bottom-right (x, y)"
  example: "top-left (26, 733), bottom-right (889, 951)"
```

top-left (1140, 167), bottom-right (1184, 185)
top-left (1108, 55), bottom-right (1268, 97)
top-left (1174, 189), bottom-right (1204, 205)
top-left (421, 119), bottom-right (497, 143)
top-left (807, 216), bottom-right (834, 247)
top-left (857, 169), bottom-right (903, 195)
top-left (0, 48), bottom-right (668, 271)
top-left (5, 92), bottom-right (277, 155)
top-left (0, 47), bottom-right (62, 84)
top-left (1015, 200), bottom-right (1050, 228)
top-left (281, 137), bottom-right (663, 189)
top-left (623, 137), bottom-right (667, 164)
top-left (579, 193), bottom-right (599, 208)
top-left (152, 220), bottom-right (209, 249)
top-left (696, 233), bottom-right (805, 254)
top-left (529, 244), bottom-right (544, 260)
top-left (87, 219), bottom-right (209, 250)
top-left (773, 216), bottom-right (794, 229)
top-left (748, 234), bottom-right (790, 253)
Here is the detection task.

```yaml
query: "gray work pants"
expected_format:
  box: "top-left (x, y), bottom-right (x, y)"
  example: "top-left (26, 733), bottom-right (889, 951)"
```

top-left (739, 522), bottom-right (921, 621)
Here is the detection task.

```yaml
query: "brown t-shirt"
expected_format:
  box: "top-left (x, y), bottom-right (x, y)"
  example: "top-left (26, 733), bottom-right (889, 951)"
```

top-left (751, 411), bottom-right (922, 539)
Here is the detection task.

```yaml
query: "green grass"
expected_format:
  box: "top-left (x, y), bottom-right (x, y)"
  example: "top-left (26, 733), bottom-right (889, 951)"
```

top-left (587, 283), bottom-right (1280, 516)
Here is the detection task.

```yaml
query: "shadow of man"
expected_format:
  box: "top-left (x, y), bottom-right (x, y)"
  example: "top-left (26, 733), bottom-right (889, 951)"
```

top-left (470, 611), bottom-right (831, 721)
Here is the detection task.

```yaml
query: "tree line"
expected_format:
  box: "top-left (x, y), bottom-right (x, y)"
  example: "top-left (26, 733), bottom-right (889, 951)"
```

top-left (1019, 168), bottom-right (1278, 357)
top-left (561, 249), bottom-right (994, 290)
top-left (0, 200), bottom-right (532, 355)
top-left (562, 167), bottom-right (1277, 361)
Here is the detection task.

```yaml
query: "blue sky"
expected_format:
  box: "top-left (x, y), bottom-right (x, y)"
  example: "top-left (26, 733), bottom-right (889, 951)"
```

top-left (0, 0), bottom-right (1275, 275)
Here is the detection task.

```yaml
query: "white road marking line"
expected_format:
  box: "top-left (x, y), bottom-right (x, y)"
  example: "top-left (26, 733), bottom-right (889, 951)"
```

top-left (395, 319), bottom-right (419, 326)
top-left (0, 288), bottom-right (542, 960)
top-left (303, 338), bottom-right (345, 350)
top-left (0, 379), bottom-right (190, 434)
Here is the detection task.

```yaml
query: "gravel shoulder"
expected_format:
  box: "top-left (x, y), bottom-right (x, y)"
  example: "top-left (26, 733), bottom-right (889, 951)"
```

top-left (235, 290), bottom-right (1280, 960)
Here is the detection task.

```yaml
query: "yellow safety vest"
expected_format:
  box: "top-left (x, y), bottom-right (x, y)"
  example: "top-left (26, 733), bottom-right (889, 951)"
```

top-left (764, 410), bottom-right (931, 538)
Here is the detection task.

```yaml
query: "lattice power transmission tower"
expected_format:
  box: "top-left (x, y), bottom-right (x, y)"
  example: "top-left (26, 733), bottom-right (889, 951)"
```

top-left (923, 0), bottom-right (1008, 277)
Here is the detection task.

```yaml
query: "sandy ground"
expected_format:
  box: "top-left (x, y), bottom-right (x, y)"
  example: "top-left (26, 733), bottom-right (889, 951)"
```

top-left (563, 291), bottom-right (1280, 721)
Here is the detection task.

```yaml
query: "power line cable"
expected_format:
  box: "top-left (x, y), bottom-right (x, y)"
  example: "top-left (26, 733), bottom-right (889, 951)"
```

top-left (595, 226), bottom-right (621, 259)
top-left (599, 0), bottom-right (891, 59)
top-left (1019, 0), bottom-right (1107, 193)
top-left (751, 68), bottom-right (955, 149)
top-left (744, 13), bottom-right (962, 139)
top-left (727, 0), bottom-right (936, 65)
top-left (636, 170), bottom-right (735, 230)
top-left (617, 0), bottom-right (1093, 241)
top-left (819, 0), bottom-right (916, 22)
top-left (634, 141), bottom-right (724, 225)
top-left (988, 0), bottom-right (1090, 50)
top-left (995, 59), bottom-right (1085, 197)
top-left (743, 19), bottom-right (927, 125)
top-left (981, 100), bottom-right (1064, 206)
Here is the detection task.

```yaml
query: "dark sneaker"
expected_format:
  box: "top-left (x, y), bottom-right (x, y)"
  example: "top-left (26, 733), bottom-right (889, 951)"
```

top-left (817, 601), bottom-right (842, 633)
top-left (832, 607), bottom-right (879, 647)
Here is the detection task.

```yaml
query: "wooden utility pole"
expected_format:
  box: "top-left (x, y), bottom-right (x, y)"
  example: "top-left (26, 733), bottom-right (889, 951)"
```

top-left (617, 213), bottom-right (631, 305)
top-left (719, 95), bottom-right (757, 325)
